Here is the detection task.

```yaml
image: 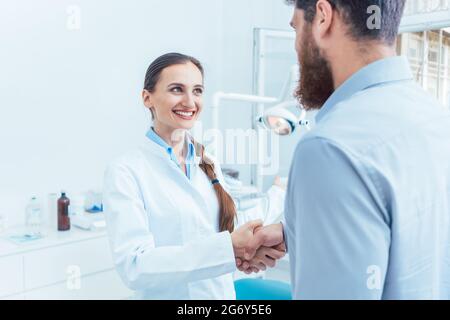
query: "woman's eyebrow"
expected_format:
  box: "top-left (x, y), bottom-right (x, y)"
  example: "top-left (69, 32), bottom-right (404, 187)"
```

top-left (168, 82), bottom-right (185, 87)
top-left (168, 82), bottom-right (204, 88)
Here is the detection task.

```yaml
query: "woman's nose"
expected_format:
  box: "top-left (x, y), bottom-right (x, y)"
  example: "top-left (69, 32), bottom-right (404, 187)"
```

top-left (182, 93), bottom-right (196, 108)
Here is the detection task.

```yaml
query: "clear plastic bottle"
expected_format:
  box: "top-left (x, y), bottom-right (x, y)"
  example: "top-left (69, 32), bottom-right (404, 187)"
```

top-left (25, 197), bottom-right (43, 235)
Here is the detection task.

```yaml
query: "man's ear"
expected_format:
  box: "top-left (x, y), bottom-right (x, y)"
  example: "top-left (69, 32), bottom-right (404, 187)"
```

top-left (313, 0), bottom-right (334, 46)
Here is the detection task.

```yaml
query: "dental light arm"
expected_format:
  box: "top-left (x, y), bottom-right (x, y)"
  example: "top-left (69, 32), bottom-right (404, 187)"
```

top-left (211, 92), bottom-right (278, 132)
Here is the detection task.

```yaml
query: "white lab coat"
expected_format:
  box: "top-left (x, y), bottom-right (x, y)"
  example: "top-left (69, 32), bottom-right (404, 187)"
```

top-left (103, 135), bottom-right (285, 300)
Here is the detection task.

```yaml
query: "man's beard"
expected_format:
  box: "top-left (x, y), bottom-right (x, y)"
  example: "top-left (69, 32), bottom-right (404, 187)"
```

top-left (295, 27), bottom-right (335, 111)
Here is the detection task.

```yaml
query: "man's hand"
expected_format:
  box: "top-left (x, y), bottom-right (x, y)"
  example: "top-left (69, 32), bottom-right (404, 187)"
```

top-left (231, 220), bottom-right (263, 259)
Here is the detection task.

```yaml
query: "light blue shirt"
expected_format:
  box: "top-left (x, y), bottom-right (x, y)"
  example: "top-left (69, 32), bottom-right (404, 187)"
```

top-left (283, 56), bottom-right (450, 300)
top-left (146, 128), bottom-right (195, 180)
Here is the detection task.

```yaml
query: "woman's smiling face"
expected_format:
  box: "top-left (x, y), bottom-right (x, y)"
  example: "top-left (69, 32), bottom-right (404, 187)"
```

top-left (143, 62), bottom-right (204, 132)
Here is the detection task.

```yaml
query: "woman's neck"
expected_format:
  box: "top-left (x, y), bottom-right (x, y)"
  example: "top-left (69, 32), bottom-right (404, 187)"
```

top-left (153, 124), bottom-right (187, 159)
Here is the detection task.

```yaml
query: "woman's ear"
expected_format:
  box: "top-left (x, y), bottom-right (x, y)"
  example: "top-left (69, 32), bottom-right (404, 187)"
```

top-left (142, 89), bottom-right (155, 120)
top-left (142, 89), bottom-right (153, 109)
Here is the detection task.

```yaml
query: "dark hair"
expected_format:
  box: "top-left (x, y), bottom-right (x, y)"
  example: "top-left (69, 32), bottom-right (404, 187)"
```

top-left (143, 53), bottom-right (237, 233)
top-left (144, 52), bottom-right (204, 92)
top-left (286, 0), bottom-right (406, 45)
top-left (191, 140), bottom-right (237, 233)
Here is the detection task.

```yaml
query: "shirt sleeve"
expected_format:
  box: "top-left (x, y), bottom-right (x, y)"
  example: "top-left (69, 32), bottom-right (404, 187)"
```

top-left (284, 137), bottom-right (391, 300)
top-left (103, 163), bottom-right (236, 291)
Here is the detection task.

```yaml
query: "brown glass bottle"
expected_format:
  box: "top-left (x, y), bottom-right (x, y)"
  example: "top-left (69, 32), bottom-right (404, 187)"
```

top-left (57, 192), bottom-right (71, 231)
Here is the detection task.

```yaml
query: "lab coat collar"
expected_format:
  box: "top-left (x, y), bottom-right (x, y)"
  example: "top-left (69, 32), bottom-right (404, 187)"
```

top-left (141, 130), bottom-right (211, 213)
top-left (145, 128), bottom-right (197, 164)
top-left (146, 127), bottom-right (194, 159)
top-left (316, 56), bottom-right (414, 123)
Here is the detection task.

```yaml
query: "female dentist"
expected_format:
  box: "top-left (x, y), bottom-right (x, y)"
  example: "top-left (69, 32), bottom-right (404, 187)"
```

top-left (103, 53), bottom-right (286, 300)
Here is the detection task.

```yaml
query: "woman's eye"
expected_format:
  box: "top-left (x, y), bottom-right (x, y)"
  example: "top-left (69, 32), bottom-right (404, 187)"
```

top-left (194, 88), bottom-right (203, 95)
top-left (171, 87), bottom-right (182, 93)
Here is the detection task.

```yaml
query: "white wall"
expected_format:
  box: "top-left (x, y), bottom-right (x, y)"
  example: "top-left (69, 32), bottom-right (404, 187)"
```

top-left (217, 0), bottom-right (295, 187)
top-left (0, 0), bottom-right (295, 227)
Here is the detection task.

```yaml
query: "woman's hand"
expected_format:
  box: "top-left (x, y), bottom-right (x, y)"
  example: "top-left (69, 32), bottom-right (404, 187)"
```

top-left (236, 244), bottom-right (286, 274)
top-left (231, 220), bottom-right (263, 260)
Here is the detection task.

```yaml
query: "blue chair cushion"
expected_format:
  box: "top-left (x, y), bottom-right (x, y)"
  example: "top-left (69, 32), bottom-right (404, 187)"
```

top-left (234, 278), bottom-right (292, 300)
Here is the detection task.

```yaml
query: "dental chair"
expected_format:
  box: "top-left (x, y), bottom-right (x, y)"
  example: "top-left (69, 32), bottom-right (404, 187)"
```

top-left (234, 278), bottom-right (292, 300)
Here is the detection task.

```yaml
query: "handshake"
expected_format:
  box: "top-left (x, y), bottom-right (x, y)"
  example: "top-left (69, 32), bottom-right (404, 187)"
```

top-left (231, 220), bottom-right (286, 274)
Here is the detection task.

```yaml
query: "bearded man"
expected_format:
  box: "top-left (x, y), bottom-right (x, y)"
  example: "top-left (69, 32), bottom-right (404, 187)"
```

top-left (242, 0), bottom-right (450, 300)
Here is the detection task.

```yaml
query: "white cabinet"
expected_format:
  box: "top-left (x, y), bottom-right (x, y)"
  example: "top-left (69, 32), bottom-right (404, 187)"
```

top-left (0, 255), bottom-right (24, 297)
top-left (23, 237), bottom-right (113, 290)
top-left (23, 269), bottom-right (133, 300)
top-left (0, 228), bottom-right (133, 300)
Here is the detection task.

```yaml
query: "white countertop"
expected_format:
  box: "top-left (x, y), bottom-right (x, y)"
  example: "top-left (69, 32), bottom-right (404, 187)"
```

top-left (0, 226), bottom-right (107, 258)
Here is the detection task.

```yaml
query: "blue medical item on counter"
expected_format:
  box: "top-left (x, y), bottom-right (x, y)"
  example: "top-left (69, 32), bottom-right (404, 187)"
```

top-left (8, 233), bottom-right (44, 244)
top-left (84, 190), bottom-right (103, 213)
top-left (86, 204), bottom-right (103, 213)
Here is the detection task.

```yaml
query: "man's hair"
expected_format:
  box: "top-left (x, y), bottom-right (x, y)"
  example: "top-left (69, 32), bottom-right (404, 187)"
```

top-left (286, 0), bottom-right (406, 45)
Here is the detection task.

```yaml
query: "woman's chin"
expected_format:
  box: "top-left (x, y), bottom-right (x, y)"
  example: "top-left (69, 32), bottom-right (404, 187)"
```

top-left (175, 119), bottom-right (197, 130)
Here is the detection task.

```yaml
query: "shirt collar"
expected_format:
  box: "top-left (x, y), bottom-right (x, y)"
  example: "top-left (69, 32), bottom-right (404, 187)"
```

top-left (316, 56), bottom-right (413, 123)
top-left (145, 127), bottom-right (195, 164)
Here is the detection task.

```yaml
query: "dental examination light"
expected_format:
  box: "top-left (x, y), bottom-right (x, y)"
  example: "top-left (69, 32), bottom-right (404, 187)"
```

top-left (256, 100), bottom-right (310, 136)
top-left (256, 65), bottom-right (310, 136)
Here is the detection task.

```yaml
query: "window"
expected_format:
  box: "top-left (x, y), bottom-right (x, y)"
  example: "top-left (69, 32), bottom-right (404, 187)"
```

top-left (397, 28), bottom-right (450, 107)
top-left (404, 0), bottom-right (450, 15)
top-left (409, 48), bottom-right (418, 59)
top-left (429, 51), bottom-right (438, 63)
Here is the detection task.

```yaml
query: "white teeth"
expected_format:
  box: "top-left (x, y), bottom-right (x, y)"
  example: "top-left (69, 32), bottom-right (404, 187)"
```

top-left (174, 111), bottom-right (194, 117)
